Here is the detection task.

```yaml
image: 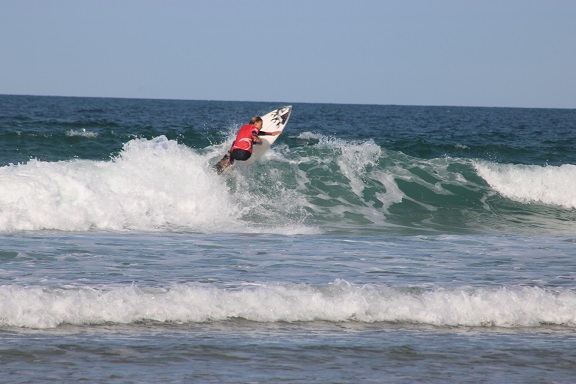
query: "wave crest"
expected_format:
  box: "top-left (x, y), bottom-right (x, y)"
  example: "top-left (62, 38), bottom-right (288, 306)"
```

top-left (474, 162), bottom-right (576, 209)
top-left (2, 281), bottom-right (574, 329)
top-left (1, 134), bottom-right (575, 234)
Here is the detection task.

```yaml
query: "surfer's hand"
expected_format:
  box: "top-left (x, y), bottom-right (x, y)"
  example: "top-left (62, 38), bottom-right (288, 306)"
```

top-left (271, 131), bottom-right (281, 136)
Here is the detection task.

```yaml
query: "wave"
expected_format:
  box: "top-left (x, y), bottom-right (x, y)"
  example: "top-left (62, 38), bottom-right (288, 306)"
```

top-left (1, 280), bottom-right (574, 329)
top-left (474, 162), bottom-right (576, 209)
top-left (0, 136), bottom-right (248, 233)
top-left (0, 135), bottom-right (574, 234)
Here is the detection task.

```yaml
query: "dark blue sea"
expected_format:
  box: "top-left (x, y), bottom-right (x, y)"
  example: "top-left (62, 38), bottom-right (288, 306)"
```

top-left (1, 94), bottom-right (575, 383)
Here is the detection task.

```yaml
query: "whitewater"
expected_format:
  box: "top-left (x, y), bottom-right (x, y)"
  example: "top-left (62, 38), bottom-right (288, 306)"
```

top-left (3, 281), bottom-right (575, 329)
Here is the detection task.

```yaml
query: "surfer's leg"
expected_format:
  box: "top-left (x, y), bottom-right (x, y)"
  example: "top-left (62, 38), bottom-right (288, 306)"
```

top-left (214, 154), bottom-right (231, 173)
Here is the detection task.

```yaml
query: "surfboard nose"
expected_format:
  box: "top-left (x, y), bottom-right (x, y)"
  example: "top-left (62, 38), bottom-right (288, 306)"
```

top-left (279, 106), bottom-right (292, 124)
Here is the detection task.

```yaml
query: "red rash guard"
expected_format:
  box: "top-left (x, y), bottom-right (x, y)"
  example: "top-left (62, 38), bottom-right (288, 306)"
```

top-left (231, 124), bottom-right (260, 153)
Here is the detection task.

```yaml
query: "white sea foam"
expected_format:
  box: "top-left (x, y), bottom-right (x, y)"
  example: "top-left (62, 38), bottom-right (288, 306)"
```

top-left (0, 136), bottom-right (237, 232)
top-left (1, 281), bottom-right (574, 329)
top-left (65, 129), bottom-right (99, 138)
top-left (0, 136), bottom-right (319, 234)
top-left (474, 161), bottom-right (576, 209)
top-left (293, 131), bottom-right (324, 140)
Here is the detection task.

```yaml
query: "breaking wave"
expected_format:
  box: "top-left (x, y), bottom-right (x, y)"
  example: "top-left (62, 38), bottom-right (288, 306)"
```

top-left (1, 135), bottom-right (575, 235)
top-left (1, 280), bottom-right (574, 329)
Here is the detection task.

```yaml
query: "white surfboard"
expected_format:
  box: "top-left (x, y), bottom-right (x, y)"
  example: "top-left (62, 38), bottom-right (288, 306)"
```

top-left (244, 105), bottom-right (292, 165)
top-left (214, 106), bottom-right (292, 172)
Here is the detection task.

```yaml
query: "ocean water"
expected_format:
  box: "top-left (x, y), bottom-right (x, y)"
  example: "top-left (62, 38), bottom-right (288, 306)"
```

top-left (1, 94), bottom-right (575, 383)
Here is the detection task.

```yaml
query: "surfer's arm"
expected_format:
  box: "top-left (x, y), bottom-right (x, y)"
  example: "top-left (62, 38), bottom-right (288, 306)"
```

top-left (253, 130), bottom-right (280, 144)
top-left (258, 131), bottom-right (281, 136)
top-left (252, 133), bottom-right (262, 144)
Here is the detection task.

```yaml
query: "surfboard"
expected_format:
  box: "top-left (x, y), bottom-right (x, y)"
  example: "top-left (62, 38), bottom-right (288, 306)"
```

top-left (214, 105), bottom-right (292, 173)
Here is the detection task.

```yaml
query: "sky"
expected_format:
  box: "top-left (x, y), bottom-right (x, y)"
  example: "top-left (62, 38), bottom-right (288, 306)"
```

top-left (1, 0), bottom-right (575, 109)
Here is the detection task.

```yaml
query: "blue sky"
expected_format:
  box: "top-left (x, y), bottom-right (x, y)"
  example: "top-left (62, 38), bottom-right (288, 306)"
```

top-left (1, 0), bottom-right (575, 108)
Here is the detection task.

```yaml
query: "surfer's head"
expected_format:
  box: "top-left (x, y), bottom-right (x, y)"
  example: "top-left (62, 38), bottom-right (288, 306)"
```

top-left (249, 116), bottom-right (262, 124)
top-left (249, 116), bottom-right (263, 129)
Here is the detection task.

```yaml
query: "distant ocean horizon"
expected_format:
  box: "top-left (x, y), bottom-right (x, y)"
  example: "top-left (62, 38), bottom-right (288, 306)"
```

top-left (1, 94), bottom-right (575, 383)
top-left (5, 92), bottom-right (574, 110)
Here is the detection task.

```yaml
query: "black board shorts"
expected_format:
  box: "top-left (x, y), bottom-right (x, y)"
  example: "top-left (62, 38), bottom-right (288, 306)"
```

top-left (230, 149), bottom-right (252, 164)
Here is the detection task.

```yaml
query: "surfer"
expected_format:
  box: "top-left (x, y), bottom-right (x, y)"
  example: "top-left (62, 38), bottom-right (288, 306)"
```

top-left (214, 116), bottom-right (281, 173)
